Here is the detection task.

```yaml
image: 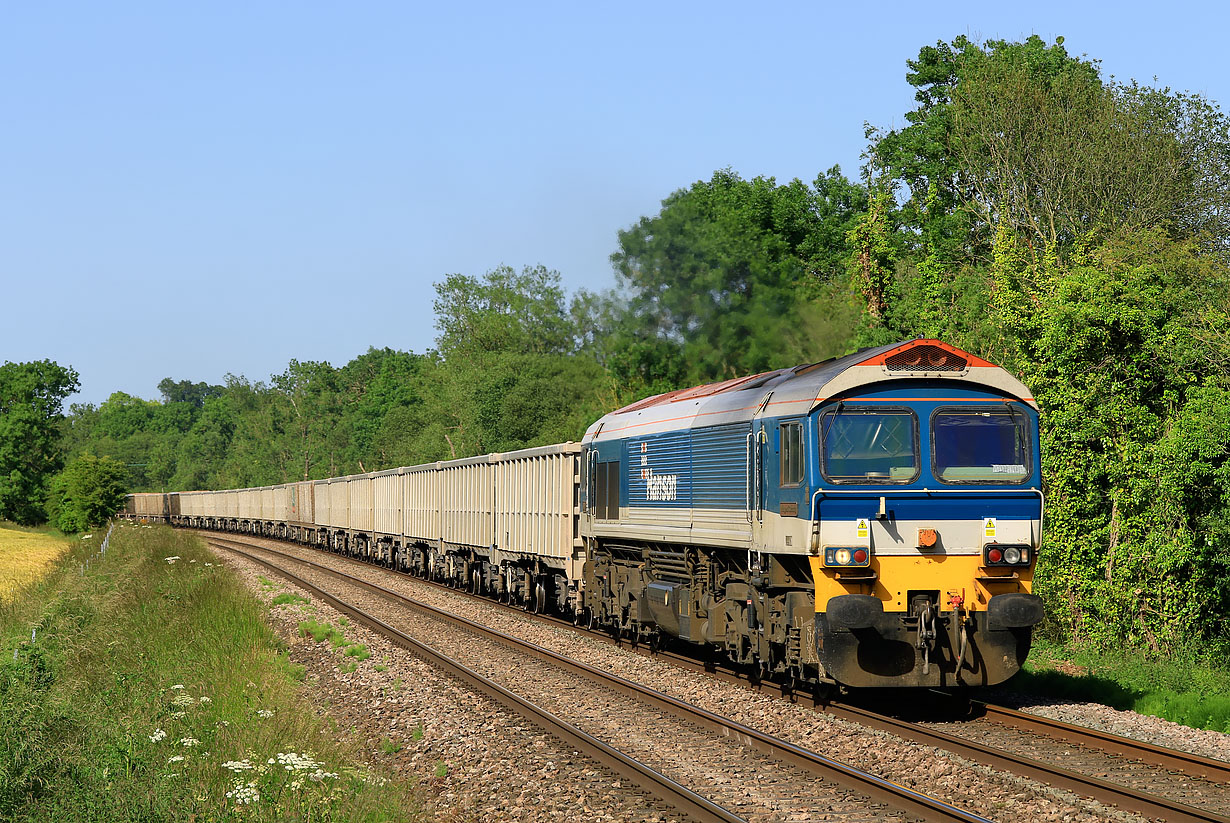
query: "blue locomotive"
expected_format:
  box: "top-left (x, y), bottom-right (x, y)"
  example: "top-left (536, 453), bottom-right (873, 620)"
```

top-left (580, 339), bottom-right (1044, 687)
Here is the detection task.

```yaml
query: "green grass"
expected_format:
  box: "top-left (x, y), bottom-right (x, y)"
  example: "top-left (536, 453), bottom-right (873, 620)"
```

top-left (1003, 639), bottom-right (1230, 732)
top-left (298, 618), bottom-right (347, 647)
top-left (0, 522), bottom-right (423, 821)
top-left (433, 761), bottom-right (449, 778)
top-left (411, 724), bottom-right (424, 742)
top-left (271, 592), bottom-right (310, 607)
top-left (344, 644), bottom-right (371, 661)
top-left (379, 736), bottom-right (402, 755)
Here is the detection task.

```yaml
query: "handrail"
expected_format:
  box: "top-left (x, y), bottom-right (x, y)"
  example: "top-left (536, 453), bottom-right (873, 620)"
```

top-left (744, 432), bottom-right (754, 523)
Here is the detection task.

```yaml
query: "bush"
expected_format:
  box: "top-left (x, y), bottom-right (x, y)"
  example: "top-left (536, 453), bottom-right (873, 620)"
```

top-left (44, 454), bottom-right (127, 534)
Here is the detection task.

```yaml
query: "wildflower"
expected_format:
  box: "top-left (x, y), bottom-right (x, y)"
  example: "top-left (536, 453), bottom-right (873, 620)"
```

top-left (170, 684), bottom-right (185, 690)
top-left (273, 752), bottom-right (323, 771)
top-left (171, 693), bottom-right (196, 707)
top-left (168, 755), bottom-right (185, 763)
top-left (82, 534), bottom-right (93, 539)
top-left (179, 738), bottom-right (201, 747)
top-left (169, 711), bottom-right (187, 719)
top-left (255, 709), bottom-right (275, 718)
top-left (217, 720), bottom-right (230, 727)
top-left (226, 779), bottom-right (260, 805)
top-left (149, 729), bottom-right (167, 743)
top-left (289, 778), bottom-right (304, 790)
top-left (198, 696), bottom-right (212, 704)
top-left (222, 759), bottom-right (254, 773)
top-left (164, 556), bottom-right (180, 563)
top-left (308, 768), bottom-right (339, 782)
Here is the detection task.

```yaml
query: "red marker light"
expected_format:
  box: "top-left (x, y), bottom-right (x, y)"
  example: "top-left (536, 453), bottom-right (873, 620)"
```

top-left (988, 548), bottom-right (1003, 563)
top-left (853, 549), bottom-right (867, 564)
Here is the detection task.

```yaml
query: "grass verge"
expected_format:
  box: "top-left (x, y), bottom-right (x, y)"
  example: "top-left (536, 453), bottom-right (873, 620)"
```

top-left (1004, 638), bottom-right (1230, 732)
top-left (0, 522), bottom-right (423, 821)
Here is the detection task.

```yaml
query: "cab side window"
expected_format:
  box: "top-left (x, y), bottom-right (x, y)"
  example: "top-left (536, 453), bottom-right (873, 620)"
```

top-left (780, 421), bottom-right (804, 487)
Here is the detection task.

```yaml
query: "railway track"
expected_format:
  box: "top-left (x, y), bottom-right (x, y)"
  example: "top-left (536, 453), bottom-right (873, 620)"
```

top-left (211, 536), bottom-right (991, 823)
top-left (207, 533), bottom-right (1230, 823)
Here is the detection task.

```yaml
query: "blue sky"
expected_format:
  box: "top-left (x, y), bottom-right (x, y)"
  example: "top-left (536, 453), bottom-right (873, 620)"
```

top-left (3, 2), bottom-right (1226, 406)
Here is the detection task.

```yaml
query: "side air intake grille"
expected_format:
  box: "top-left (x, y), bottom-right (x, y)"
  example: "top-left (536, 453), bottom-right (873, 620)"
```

top-left (885, 345), bottom-right (967, 372)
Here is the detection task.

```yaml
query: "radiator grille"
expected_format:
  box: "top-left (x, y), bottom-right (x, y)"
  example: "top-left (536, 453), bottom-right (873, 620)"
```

top-left (885, 345), bottom-right (967, 372)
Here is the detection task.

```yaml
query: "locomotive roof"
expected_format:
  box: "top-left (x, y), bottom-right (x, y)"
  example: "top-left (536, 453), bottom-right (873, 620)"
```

top-left (583, 339), bottom-right (1036, 443)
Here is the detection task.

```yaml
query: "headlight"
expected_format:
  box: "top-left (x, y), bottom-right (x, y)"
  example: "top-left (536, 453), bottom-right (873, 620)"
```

top-left (824, 547), bottom-right (871, 568)
top-left (983, 543), bottom-right (1031, 567)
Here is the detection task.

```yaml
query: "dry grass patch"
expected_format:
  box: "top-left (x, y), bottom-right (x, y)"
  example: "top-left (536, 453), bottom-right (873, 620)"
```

top-left (0, 524), bottom-right (72, 600)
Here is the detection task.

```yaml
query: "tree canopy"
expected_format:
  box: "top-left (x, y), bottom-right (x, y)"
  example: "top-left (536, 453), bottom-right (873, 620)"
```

top-left (0, 360), bottom-right (80, 524)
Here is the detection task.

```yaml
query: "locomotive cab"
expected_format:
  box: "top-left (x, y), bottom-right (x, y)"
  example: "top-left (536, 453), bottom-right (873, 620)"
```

top-left (809, 382), bottom-right (1044, 687)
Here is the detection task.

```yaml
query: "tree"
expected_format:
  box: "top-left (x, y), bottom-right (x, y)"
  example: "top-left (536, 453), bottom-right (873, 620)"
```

top-left (157, 378), bottom-right (224, 408)
top-left (0, 360), bottom-right (79, 524)
top-left (870, 35), bottom-right (1099, 261)
top-left (872, 35), bottom-right (1230, 259)
top-left (45, 454), bottom-right (127, 533)
top-left (428, 266), bottom-right (612, 458)
top-left (611, 168), bottom-right (866, 384)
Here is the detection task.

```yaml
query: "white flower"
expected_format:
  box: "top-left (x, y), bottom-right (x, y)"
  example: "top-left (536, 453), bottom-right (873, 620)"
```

top-left (169, 711), bottom-right (187, 719)
top-left (307, 768), bottom-right (339, 782)
top-left (255, 709), bottom-right (275, 718)
top-left (222, 759), bottom-right (254, 773)
top-left (226, 779), bottom-right (260, 805)
top-left (149, 729), bottom-right (167, 743)
top-left (169, 684), bottom-right (185, 690)
top-left (198, 696), bottom-right (212, 704)
top-left (189, 559), bottom-right (197, 563)
top-left (164, 556), bottom-right (180, 563)
top-left (171, 693), bottom-right (195, 707)
top-left (168, 755), bottom-right (185, 763)
top-left (81, 534), bottom-right (93, 539)
top-left (217, 720), bottom-right (230, 727)
top-left (273, 752), bottom-right (323, 771)
top-left (178, 737), bottom-right (200, 747)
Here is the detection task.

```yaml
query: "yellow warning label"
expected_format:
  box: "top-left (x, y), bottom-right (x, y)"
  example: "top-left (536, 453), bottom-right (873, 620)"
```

top-left (983, 517), bottom-right (997, 539)
top-left (856, 517), bottom-right (870, 539)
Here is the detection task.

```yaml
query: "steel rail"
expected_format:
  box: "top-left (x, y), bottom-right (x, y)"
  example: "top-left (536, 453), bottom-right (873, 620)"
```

top-left (211, 541), bottom-right (743, 823)
top-left (975, 701), bottom-right (1230, 782)
top-left (206, 532), bottom-right (1230, 823)
top-left (211, 537), bottom-right (991, 823)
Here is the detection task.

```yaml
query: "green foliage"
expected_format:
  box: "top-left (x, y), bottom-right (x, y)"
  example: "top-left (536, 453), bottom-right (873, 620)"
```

top-left (271, 592), bottom-right (310, 607)
top-left (0, 524), bottom-right (422, 820)
top-left (611, 167), bottom-right (866, 386)
top-left (988, 230), bottom-right (1230, 649)
top-left (0, 360), bottom-right (79, 525)
top-left (298, 619), bottom-right (345, 646)
top-left (845, 188), bottom-right (898, 343)
top-left (1013, 640), bottom-right (1230, 732)
top-left (44, 454), bottom-right (127, 533)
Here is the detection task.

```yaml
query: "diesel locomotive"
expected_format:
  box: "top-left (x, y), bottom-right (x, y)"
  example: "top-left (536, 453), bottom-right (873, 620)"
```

top-left (126, 338), bottom-right (1044, 688)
